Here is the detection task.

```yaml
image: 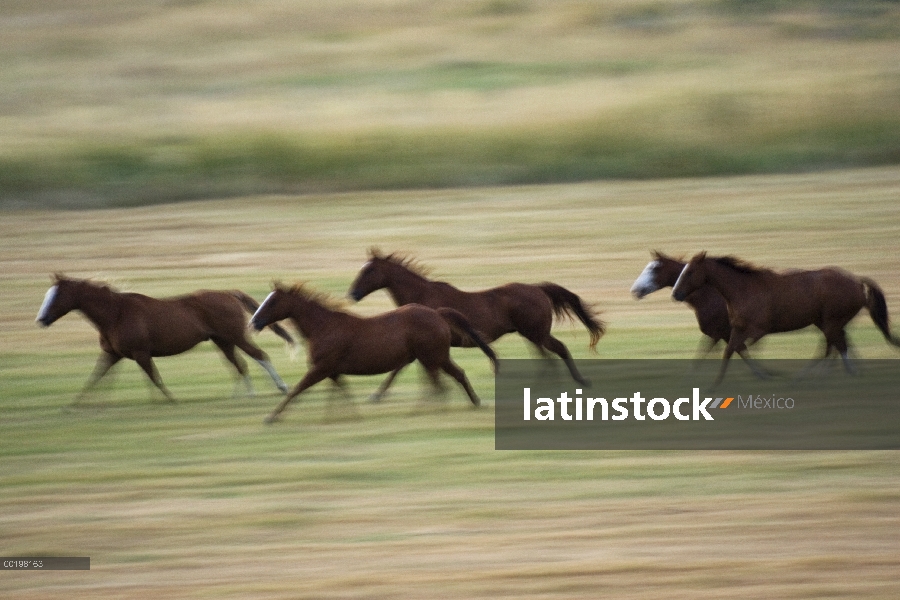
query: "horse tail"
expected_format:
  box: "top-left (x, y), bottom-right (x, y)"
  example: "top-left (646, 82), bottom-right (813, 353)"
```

top-left (436, 308), bottom-right (498, 372)
top-left (231, 291), bottom-right (298, 353)
top-left (860, 278), bottom-right (900, 348)
top-left (536, 283), bottom-right (606, 352)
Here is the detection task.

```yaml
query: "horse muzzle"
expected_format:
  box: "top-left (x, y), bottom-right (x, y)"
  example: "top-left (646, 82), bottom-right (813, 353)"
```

top-left (672, 289), bottom-right (687, 302)
top-left (347, 290), bottom-right (363, 302)
top-left (249, 317), bottom-right (266, 332)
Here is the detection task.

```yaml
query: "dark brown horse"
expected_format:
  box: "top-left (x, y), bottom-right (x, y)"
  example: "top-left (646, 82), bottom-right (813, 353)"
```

top-left (632, 250), bottom-right (751, 359)
top-left (348, 249), bottom-right (605, 388)
top-left (36, 274), bottom-right (294, 402)
top-left (250, 283), bottom-right (497, 423)
top-left (672, 252), bottom-right (900, 385)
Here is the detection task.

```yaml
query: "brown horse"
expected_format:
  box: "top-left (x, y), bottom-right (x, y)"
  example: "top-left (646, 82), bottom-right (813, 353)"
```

top-left (36, 274), bottom-right (294, 402)
top-left (631, 250), bottom-right (757, 361)
top-left (250, 283), bottom-right (497, 423)
top-left (348, 249), bottom-right (605, 389)
top-left (672, 252), bottom-right (900, 385)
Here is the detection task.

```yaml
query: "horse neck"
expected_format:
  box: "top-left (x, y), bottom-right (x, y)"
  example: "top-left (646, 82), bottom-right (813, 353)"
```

top-left (702, 261), bottom-right (759, 304)
top-left (383, 263), bottom-right (433, 306)
top-left (74, 283), bottom-right (122, 332)
top-left (659, 260), bottom-right (687, 287)
top-left (286, 295), bottom-right (340, 339)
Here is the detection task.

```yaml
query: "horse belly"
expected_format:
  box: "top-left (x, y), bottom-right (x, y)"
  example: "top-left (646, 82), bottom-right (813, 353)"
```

top-left (338, 343), bottom-right (412, 376)
top-left (145, 308), bottom-right (210, 357)
top-left (769, 309), bottom-right (815, 333)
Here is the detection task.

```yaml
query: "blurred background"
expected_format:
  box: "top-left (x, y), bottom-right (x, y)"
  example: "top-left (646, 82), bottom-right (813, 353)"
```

top-left (3, 3), bottom-right (900, 598)
top-left (2, 0), bottom-right (899, 208)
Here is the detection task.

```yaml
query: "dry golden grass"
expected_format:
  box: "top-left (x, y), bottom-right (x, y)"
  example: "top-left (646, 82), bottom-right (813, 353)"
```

top-left (1, 168), bottom-right (900, 598)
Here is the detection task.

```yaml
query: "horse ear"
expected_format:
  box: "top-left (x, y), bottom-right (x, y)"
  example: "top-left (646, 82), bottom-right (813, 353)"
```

top-left (52, 272), bottom-right (65, 282)
top-left (696, 251), bottom-right (708, 261)
top-left (651, 249), bottom-right (662, 260)
top-left (367, 246), bottom-right (382, 259)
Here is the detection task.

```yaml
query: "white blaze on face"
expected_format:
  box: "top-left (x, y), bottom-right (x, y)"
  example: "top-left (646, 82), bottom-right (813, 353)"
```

top-left (672, 265), bottom-right (690, 297)
top-left (630, 261), bottom-right (660, 298)
top-left (252, 292), bottom-right (276, 322)
top-left (36, 285), bottom-right (58, 323)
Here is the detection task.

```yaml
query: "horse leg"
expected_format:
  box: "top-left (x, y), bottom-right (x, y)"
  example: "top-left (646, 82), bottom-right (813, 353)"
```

top-left (421, 364), bottom-right (449, 403)
top-left (233, 338), bottom-right (289, 393)
top-left (792, 336), bottom-right (838, 381)
top-left (828, 328), bottom-right (857, 375)
top-left (439, 359), bottom-right (481, 407)
top-left (696, 336), bottom-right (719, 359)
top-left (690, 336), bottom-right (720, 373)
top-left (211, 337), bottom-right (254, 397)
top-left (133, 351), bottom-right (176, 402)
top-left (368, 364), bottom-right (408, 403)
top-left (265, 366), bottom-right (329, 424)
top-left (736, 350), bottom-right (767, 378)
top-left (540, 335), bottom-right (590, 387)
top-left (74, 351), bottom-right (122, 405)
top-left (713, 332), bottom-right (751, 388)
top-left (734, 341), bottom-right (771, 379)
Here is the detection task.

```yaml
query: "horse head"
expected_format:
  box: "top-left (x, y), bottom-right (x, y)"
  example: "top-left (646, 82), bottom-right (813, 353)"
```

top-left (36, 274), bottom-right (79, 327)
top-left (348, 249), bottom-right (391, 302)
top-left (250, 284), bottom-right (292, 331)
top-left (631, 251), bottom-right (687, 299)
top-left (671, 251), bottom-right (708, 302)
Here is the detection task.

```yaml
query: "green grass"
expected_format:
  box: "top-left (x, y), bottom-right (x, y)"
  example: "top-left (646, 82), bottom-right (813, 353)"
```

top-left (1, 169), bottom-right (900, 597)
top-left (2, 0), bottom-right (900, 208)
top-left (5, 109), bottom-right (900, 209)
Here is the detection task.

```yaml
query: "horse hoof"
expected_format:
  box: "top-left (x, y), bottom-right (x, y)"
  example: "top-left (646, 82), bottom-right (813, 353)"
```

top-left (264, 414), bottom-right (279, 424)
top-left (367, 394), bottom-right (383, 403)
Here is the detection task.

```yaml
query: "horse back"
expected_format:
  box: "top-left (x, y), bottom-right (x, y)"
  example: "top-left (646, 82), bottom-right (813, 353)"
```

top-left (116, 292), bottom-right (239, 357)
top-left (763, 268), bottom-right (865, 331)
top-left (372, 304), bottom-right (451, 346)
top-left (808, 267), bottom-right (867, 314)
top-left (177, 291), bottom-right (247, 329)
top-left (407, 281), bottom-right (513, 339)
top-left (459, 283), bottom-right (549, 340)
top-left (310, 305), bottom-right (451, 376)
top-left (487, 282), bottom-right (554, 328)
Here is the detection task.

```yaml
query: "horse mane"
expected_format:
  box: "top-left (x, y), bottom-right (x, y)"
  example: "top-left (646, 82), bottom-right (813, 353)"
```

top-left (651, 250), bottom-right (685, 263)
top-left (54, 273), bottom-right (121, 293)
top-left (712, 255), bottom-right (770, 275)
top-left (368, 247), bottom-right (433, 279)
top-left (276, 282), bottom-right (348, 312)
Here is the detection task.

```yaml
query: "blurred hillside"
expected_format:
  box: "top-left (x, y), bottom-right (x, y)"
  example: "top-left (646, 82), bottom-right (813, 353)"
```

top-left (2, 0), bottom-right (899, 208)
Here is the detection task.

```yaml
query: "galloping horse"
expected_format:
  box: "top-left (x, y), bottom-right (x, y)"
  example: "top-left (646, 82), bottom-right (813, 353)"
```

top-left (632, 250), bottom-right (756, 360)
top-left (348, 249), bottom-right (605, 389)
top-left (36, 274), bottom-right (293, 402)
top-left (250, 283), bottom-right (497, 423)
top-left (672, 252), bottom-right (900, 385)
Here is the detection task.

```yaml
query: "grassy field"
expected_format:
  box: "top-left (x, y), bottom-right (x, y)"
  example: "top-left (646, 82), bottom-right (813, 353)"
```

top-left (2, 167), bottom-right (900, 597)
top-left (2, 0), bottom-right (900, 207)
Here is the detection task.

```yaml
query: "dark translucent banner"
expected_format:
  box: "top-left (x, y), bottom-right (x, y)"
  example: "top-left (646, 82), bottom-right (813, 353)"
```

top-left (1, 557), bottom-right (90, 570)
top-left (494, 360), bottom-right (900, 450)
